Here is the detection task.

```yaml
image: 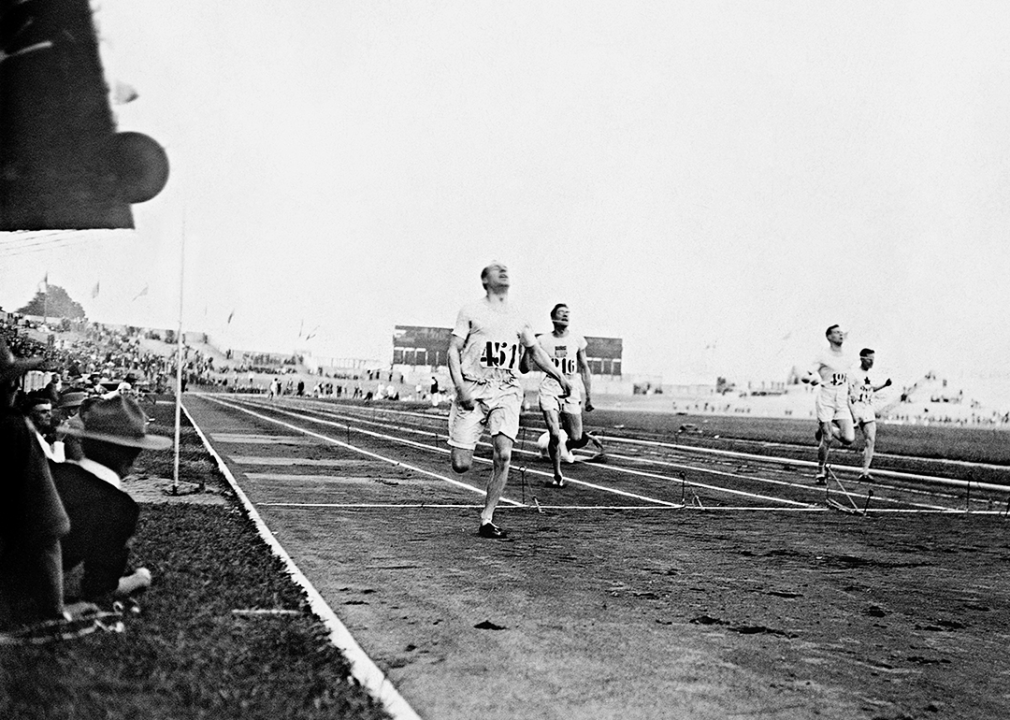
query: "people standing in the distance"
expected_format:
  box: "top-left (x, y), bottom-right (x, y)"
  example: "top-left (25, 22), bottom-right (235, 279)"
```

top-left (802, 324), bottom-right (855, 484)
top-left (447, 261), bottom-right (571, 540)
top-left (849, 348), bottom-right (892, 482)
top-left (523, 303), bottom-right (604, 487)
top-left (430, 375), bottom-right (442, 407)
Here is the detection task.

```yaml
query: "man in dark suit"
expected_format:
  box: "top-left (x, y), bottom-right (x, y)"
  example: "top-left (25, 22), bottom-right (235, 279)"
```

top-left (53, 394), bottom-right (170, 602)
top-left (0, 340), bottom-right (69, 627)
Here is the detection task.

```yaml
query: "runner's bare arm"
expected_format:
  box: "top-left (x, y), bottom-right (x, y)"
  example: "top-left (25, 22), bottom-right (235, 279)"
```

top-left (518, 334), bottom-right (541, 374)
top-left (802, 361), bottom-right (823, 386)
top-left (447, 334), bottom-right (474, 410)
top-left (527, 342), bottom-right (571, 397)
top-left (577, 347), bottom-right (593, 411)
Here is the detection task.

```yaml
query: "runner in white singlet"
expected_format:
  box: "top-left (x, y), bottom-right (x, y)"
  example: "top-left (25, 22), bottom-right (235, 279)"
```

top-left (447, 262), bottom-right (571, 540)
top-left (802, 324), bottom-right (855, 484)
top-left (526, 304), bottom-right (603, 487)
top-left (849, 348), bottom-right (892, 481)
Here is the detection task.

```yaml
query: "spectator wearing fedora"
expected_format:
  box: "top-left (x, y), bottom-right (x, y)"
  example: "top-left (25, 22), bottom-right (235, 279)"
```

top-left (53, 394), bottom-right (171, 602)
top-left (55, 391), bottom-right (91, 462)
top-left (0, 340), bottom-right (71, 628)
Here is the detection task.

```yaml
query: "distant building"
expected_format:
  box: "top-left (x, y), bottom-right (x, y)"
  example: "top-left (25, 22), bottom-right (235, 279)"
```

top-left (584, 336), bottom-right (622, 377)
top-left (391, 326), bottom-right (453, 368)
top-left (391, 325), bottom-right (623, 377)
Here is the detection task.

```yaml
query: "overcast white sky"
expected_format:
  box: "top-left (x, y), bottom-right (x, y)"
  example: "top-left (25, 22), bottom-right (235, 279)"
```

top-left (2, 1), bottom-right (1009, 392)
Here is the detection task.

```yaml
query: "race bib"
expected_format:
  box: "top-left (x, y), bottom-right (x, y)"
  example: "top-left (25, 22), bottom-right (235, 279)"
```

top-left (480, 340), bottom-right (520, 370)
top-left (552, 347), bottom-right (577, 375)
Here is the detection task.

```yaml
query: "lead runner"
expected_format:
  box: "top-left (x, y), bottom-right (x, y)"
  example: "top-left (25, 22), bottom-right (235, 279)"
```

top-left (447, 261), bottom-right (571, 539)
top-left (803, 324), bottom-right (856, 484)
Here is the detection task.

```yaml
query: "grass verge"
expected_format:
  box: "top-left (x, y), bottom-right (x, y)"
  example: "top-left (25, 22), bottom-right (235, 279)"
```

top-left (0, 399), bottom-right (391, 720)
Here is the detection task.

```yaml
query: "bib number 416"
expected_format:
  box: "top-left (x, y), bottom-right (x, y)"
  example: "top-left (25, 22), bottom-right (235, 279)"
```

top-left (481, 341), bottom-right (518, 369)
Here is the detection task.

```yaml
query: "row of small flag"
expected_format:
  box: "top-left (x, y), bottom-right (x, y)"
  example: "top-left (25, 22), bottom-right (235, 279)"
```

top-left (37, 272), bottom-right (236, 324)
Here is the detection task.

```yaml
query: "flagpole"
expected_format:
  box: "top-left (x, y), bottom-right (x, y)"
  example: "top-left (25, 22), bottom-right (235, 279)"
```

top-left (172, 205), bottom-right (186, 494)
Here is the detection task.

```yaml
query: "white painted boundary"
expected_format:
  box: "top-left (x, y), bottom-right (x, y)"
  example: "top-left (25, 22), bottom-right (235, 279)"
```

top-left (201, 395), bottom-right (525, 507)
top-left (205, 394), bottom-right (1001, 514)
top-left (263, 396), bottom-right (1010, 494)
top-left (213, 395), bottom-right (686, 507)
top-left (253, 501), bottom-right (1005, 514)
top-left (181, 401), bottom-right (423, 720)
top-left (220, 396), bottom-right (797, 508)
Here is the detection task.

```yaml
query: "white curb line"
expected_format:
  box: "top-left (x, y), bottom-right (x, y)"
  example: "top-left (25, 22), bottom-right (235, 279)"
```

top-left (182, 401), bottom-right (422, 720)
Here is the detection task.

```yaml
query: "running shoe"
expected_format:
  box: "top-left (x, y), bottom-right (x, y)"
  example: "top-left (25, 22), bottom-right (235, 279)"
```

top-left (858, 473), bottom-right (875, 482)
top-left (478, 522), bottom-right (507, 539)
top-left (552, 477), bottom-right (567, 489)
top-left (814, 470), bottom-right (828, 485)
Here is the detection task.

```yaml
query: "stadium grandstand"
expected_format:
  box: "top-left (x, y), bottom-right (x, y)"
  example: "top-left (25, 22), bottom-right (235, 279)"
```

top-left (389, 324), bottom-right (639, 395)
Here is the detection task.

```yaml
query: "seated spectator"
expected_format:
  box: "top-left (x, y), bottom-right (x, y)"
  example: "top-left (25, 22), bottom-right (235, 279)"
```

top-left (21, 389), bottom-right (64, 462)
top-left (53, 394), bottom-right (171, 603)
top-left (0, 340), bottom-right (72, 629)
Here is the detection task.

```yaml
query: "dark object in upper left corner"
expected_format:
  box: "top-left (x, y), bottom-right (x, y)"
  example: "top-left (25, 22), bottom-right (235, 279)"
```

top-left (0, 0), bottom-right (169, 230)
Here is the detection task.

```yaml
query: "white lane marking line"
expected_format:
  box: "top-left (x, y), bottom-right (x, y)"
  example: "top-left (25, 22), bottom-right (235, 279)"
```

top-left (595, 435), bottom-right (1010, 493)
top-left (259, 503), bottom-right (483, 508)
top-left (222, 397), bottom-right (684, 508)
top-left (257, 399), bottom-right (971, 510)
top-left (201, 395), bottom-right (525, 507)
top-left (211, 433), bottom-right (318, 445)
top-left (248, 395), bottom-right (1010, 495)
top-left (229, 456), bottom-right (361, 467)
top-left (205, 395), bottom-right (993, 514)
top-left (558, 454), bottom-right (814, 507)
top-left (251, 501), bottom-right (1005, 514)
top-left (599, 452), bottom-right (951, 512)
top-left (244, 473), bottom-right (441, 485)
top-left (254, 502), bottom-right (813, 511)
top-left (181, 401), bottom-right (422, 720)
top-left (226, 397), bottom-right (803, 508)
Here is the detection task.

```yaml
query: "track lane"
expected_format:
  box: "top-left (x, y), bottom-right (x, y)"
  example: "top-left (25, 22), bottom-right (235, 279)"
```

top-left (201, 393), bottom-right (1007, 514)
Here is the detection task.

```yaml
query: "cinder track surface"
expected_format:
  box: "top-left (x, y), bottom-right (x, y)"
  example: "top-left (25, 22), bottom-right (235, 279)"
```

top-left (186, 393), bottom-right (1010, 720)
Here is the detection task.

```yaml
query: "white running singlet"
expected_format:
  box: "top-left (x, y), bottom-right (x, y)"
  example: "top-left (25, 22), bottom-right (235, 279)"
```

top-left (811, 348), bottom-right (852, 404)
top-left (452, 298), bottom-right (536, 387)
top-left (536, 331), bottom-right (587, 396)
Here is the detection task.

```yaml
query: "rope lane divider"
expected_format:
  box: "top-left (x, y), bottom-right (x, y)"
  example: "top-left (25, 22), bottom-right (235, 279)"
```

top-left (256, 396), bottom-right (1010, 494)
top-left (223, 397), bottom-right (812, 508)
top-left (598, 435), bottom-right (1010, 493)
top-left (600, 452), bottom-right (953, 512)
top-left (200, 394), bottom-right (524, 506)
top-left (209, 395), bottom-right (976, 513)
top-left (215, 395), bottom-right (686, 508)
top-left (249, 501), bottom-right (1002, 514)
top-left (300, 399), bottom-right (999, 509)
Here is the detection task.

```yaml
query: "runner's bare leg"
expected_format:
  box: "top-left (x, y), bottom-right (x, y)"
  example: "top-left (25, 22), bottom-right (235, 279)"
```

top-left (481, 434), bottom-right (513, 525)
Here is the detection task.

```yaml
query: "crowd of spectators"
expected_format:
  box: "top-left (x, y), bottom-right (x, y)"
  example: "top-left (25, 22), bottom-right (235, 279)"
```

top-left (0, 311), bottom-right (169, 641)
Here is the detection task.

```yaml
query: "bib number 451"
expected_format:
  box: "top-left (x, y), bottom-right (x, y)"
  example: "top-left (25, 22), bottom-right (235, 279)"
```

top-left (481, 341), bottom-right (518, 369)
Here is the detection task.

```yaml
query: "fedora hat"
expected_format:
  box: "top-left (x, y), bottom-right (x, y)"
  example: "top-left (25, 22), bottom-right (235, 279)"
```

top-left (63, 394), bottom-right (171, 450)
top-left (57, 390), bottom-right (88, 410)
